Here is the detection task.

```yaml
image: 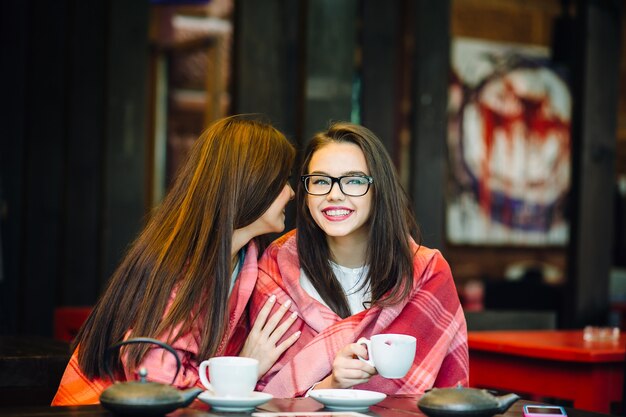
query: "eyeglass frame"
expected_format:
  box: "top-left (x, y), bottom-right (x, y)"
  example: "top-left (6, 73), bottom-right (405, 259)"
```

top-left (300, 174), bottom-right (374, 197)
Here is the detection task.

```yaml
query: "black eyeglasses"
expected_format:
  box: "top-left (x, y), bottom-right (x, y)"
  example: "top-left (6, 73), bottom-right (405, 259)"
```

top-left (301, 174), bottom-right (374, 197)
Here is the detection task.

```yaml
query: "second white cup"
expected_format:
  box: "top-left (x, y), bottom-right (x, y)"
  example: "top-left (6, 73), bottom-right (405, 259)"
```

top-left (357, 333), bottom-right (416, 378)
top-left (198, 356), bottom-right (258, 397)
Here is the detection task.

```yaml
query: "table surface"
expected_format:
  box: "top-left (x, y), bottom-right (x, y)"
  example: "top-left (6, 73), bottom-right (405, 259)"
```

top-left (0, 396), bottom-right (615, 417)
top-left (0, 335), bottom-right (71, 406)
top-left (468, 329), bottom-right (626, 362)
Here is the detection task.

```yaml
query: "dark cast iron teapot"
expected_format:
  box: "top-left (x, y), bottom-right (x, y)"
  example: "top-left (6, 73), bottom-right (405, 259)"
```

top-left (418, 385), bottom-right (520, 417)
top-left (99, 337), bottom-right (203, 416)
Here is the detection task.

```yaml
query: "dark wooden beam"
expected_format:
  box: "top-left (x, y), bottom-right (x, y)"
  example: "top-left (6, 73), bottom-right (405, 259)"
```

top-left (19, 1), bottom-right (69, 335)
top-left (566, 0), bottom-right (622, 327)
top-left (302, 0), bottom-right (358, 143)
top-left (100, 0), bottom-right (150, 289)
top-left (0, 0), bottom-right (29, 334)
top-left (360, 0), bottom-right (400, 156)
top-left (234, 0), bottom-right (302, 142)
top-left (61, 0), bottom-right (107, 306)
top-left (409, 0), bottom-right (450, 250)
top-left (234, 0), bottom-right (303, 233)
top-left (1, 0), bottom-right (151, 336)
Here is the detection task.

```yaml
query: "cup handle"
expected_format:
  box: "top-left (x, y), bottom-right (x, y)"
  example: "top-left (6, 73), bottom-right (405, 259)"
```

top-left (198, 360), bottom-right (214, 392)
top-left (356, 337), bottom-right (374, 367)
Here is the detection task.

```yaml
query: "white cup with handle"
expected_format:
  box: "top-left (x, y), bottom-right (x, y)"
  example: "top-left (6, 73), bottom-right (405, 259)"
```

top-left (198, 356), bottom-right (258, 397)
top-left (356, 333), bottom-right (416, 378)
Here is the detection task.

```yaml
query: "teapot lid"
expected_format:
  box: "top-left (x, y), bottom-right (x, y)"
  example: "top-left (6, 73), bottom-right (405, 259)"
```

top-left (100, 337), bottom-right (184, 406)
top-left (418, 386), bottom-right (520, 417)
top-left (100, 368), bottom-right (184, 406)
top-left (419, 387), bottom-right (499, 411)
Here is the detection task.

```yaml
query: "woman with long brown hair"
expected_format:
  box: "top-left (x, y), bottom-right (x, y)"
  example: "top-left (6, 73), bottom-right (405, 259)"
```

top-left (53, 115), bottom-right (300, 405)
top-left (251, 122), bottom-right (468, 396)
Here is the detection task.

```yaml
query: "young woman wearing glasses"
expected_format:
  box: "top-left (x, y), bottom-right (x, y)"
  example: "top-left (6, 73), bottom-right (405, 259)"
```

top-left (250, 122), bottom-right (468, 396)
top-left (52, 115), bottom-right (301, 405)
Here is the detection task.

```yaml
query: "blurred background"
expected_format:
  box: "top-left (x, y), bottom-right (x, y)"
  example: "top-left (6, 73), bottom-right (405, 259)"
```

top-left (0, 0), bottom-right (625, 337)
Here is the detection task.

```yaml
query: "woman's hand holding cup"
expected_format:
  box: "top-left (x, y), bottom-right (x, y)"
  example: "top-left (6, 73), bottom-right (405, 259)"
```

top-left (314, 342), bottom-right (377, 390)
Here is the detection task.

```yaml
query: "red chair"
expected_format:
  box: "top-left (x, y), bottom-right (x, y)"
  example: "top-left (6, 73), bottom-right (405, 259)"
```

top-left (53, 306), bottom-right (93, 342)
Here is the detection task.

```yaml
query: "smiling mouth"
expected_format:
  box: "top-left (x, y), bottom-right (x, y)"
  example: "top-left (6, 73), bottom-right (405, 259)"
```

top-left (323, 209), bottom-right (352, 217)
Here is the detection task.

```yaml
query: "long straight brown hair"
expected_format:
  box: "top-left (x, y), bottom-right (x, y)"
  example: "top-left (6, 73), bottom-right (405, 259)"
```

top-left (74, 115), bottom-right (295, 378)
top-left (296, 122), bottom-right (419, 318)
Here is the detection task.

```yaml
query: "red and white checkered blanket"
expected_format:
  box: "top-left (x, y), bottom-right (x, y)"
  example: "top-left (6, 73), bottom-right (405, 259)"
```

top-left (251, 230), bottom-right (469, 397)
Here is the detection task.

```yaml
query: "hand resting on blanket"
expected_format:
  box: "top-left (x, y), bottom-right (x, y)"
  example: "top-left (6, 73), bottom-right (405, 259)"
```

top-left (240, 294), bottom-right (302, 377)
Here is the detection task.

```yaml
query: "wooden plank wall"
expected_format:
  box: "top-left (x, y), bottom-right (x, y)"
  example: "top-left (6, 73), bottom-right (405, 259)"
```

top-left (234, 0), bottom-right (303, 233)
top-left (409, 0), bottom-right (451, 250)
top-left (0, 0), bottom-right (149, 335)
top-left (2, 0), bottom-right (623, 336)
top-left (234, 0), bottom-right (302, 140)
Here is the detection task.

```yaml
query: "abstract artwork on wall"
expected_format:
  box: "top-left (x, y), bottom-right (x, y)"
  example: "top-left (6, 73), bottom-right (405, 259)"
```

top-left (447, 38), bottom-right (571, 246)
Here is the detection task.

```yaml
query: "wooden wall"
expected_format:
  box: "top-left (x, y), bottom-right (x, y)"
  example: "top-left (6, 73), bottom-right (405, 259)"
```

top-left (618, 5), bottom-right (626, 179)
top-left (0, 0), bottom-right (622, 336)
top-left (0, 0), bottom-right (150, 335)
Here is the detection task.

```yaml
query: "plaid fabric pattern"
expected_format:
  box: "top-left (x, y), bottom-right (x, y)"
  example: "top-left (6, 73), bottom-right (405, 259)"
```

top-left (51, 243), bottom-right (259, 405)
top-left (251, 230), bottom-right (469, 397)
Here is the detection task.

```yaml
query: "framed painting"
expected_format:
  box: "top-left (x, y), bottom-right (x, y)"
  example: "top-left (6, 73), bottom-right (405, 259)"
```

top-left (446, 38), bottom-right (571, 246)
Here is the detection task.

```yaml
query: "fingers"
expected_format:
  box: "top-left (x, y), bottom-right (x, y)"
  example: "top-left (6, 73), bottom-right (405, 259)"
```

top-left (351, 342), bottom-right (369, 360)
top-left (267, 310), bottom-right (299, 344)
top-left (275, 327), bottom-right (301, 354)
top-left (245, 297), bottom-right (301, 378)
top-left (330, 343), bottom-right (377, 388)
top-left (250, 294), bottom-right (276, 332)
top-left (260, 299), bottom-right (292, 338)
top-left (337, 367), bottom-right (374, 382)
top-left (246, 295), bottom-right (299, 355)
top-left (338, 355), bottom-right (376, 376)
top-left (347, 344), bottom-right (376, 375)
top-left (360, 362), bottom-right (377, 376)
top-left (336, 342), bottom-right (368, 362)
top-left (331, 364), bottom-right (374, 388)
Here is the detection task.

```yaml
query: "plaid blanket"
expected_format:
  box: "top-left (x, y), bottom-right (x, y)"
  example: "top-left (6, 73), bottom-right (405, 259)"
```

top-left (51, 243), bottom-right (259, 405)
top-left (251, 230), bottom-right (468, 397)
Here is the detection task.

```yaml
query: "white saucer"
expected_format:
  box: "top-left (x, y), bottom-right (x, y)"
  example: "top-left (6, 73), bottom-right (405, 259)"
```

top-left (197, 391), bottom-right (273, 412)
top-left (309, 389), bottom-right (386, 411)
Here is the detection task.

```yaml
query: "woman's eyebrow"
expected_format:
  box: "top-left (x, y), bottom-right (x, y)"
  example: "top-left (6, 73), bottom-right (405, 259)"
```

top-left (308, 170), bottom-right (368, 176)
top-left (343, 170), bottom-right (368, 176)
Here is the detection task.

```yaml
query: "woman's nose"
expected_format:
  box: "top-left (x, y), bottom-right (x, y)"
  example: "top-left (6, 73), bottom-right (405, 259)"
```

top-left (326, 182), bottom-right (344, 201)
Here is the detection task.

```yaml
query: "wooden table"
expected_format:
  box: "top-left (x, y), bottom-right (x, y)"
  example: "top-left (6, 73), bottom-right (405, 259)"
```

top-left (0, 336), bottom-right (71, 406)
top-left (0, 397), bottom-right (614, 417)
top-left (468, 329), bottom-right (625, 414)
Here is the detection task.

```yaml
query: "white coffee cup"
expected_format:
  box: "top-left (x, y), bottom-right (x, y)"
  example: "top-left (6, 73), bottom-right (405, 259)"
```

top-left (356, 333), bottom-right (416, 378)
top-left (198, 356), bottom-right (258, 397)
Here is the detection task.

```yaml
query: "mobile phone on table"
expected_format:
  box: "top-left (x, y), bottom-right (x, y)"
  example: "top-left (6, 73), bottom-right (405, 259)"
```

top-left (523, 405), bottom-right (567, 417)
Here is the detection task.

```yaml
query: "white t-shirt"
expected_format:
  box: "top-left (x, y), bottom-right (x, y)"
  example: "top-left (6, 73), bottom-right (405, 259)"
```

top-left (299, 261), bottom-right (371, 315)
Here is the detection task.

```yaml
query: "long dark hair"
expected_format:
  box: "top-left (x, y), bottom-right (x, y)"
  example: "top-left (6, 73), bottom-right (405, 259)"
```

top-left (74, 115), bottom-right (295, 378)
top-left (296, 122), bottom-right (419, 318)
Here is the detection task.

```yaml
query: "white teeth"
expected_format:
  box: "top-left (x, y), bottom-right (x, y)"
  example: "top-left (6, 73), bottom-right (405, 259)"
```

top-left (325, 209), bottom-right (350, 216)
